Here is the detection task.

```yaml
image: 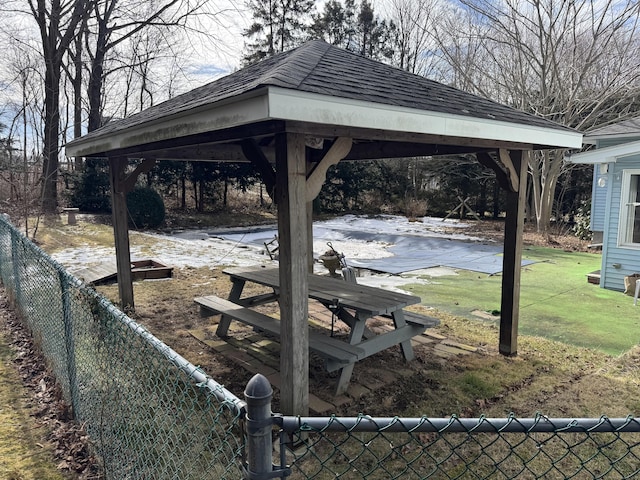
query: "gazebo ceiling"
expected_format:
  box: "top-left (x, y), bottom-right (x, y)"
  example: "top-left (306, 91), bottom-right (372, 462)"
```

top-left (65, 40), bottom-right (582, 161)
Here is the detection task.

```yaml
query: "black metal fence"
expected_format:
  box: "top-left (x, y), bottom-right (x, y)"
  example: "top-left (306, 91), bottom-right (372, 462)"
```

top-left (2, 214), bottom-right (639, 479)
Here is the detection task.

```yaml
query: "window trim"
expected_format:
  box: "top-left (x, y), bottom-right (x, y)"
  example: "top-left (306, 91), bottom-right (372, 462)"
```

top-left (618, 169), bottom-right (640, 248)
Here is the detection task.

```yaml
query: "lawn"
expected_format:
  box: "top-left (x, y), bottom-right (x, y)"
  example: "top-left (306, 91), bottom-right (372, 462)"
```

top-left (404, 246), bottom-right (638, 356)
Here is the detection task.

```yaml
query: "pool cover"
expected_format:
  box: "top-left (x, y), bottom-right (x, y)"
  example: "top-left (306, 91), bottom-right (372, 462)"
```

top-left (212, 223), bottom-right (533, 276)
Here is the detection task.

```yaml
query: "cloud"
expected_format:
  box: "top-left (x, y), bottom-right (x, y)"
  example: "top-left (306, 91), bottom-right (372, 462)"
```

top-left (189, 64), bottom-right (229, 79)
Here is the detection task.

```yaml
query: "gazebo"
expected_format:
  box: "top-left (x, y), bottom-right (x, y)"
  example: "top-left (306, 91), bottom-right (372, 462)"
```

top-left (65, 40), bottom-right (583, 415)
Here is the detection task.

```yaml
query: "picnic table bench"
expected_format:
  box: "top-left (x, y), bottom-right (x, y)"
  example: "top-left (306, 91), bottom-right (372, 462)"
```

top-left (195, 295), bottom-right (365, 371)
top-left (195, 266), bottom-right (440, 394)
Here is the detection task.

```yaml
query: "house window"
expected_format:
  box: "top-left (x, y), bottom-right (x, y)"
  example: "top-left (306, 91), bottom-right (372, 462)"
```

top-left (620, 170), bottom-right (640, 246)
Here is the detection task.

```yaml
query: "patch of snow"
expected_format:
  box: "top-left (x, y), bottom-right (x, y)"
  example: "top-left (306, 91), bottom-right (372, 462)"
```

top-left (51, 215), bottom-right (486, 291)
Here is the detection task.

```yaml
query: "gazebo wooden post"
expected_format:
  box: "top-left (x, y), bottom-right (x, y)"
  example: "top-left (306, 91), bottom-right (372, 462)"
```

top-left (108, 156), bottom-right (135, 310)
top-left (275, 132), bottom-right (309, 415)
top-left (499, 150), bottom-right (526, 355)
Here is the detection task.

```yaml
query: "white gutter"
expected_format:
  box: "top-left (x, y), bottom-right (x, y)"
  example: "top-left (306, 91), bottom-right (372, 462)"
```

top-left (566, 139), bottom-right (640, 164)
top-left (267, 87), bottom-right (583, 150)
top-left (66, 86), bottom-right (583, 158)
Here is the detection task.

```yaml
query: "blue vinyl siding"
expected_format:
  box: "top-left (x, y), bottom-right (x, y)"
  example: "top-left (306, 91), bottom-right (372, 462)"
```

top-left (601, 156), bottom-right (640, 291)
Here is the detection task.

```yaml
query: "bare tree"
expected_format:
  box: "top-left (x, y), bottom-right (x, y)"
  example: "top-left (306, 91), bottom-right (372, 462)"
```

top-left (435, 0), bottom-right (640, 232)
top-left (25, 0), bottom-right (93, 214)
top-left (385, 0), bottom-right (442, 76)
top-left (83, 0), bottom-right (208, 132)
top-left (0, 32), bottom-right (47, 234)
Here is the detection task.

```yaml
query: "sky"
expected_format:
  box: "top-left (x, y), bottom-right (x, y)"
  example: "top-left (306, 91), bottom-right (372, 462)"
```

top-left (0, 0), bottom-right (387, 142)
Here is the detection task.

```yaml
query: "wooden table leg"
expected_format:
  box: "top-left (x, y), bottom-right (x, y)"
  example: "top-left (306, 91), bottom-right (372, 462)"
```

top-left (216, 278), bottom-right (246, 337)
top-left (333, 306), bottom-right (375, 339)
top-left (391, 310), bottom-right (414, 361)
top-left (334, 314), bottom-right (368, 395)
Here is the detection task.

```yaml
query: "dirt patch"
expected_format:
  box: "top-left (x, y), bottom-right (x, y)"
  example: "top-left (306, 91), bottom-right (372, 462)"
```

top-left (455, 219), bottom-right (590, 252)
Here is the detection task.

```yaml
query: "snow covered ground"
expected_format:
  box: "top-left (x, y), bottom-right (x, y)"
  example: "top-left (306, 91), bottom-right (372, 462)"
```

top-left (52, 215), bottom-right (497, 293)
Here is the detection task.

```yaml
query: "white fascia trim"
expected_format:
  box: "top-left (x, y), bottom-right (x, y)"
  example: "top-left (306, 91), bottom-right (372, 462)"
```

top-left (566, 139), bottom-right (640, 164)
top-left (65, 92), bottom-right (271, 157)
top-left (585, 132), bottom-right (640, 142)
top-left (266, 87), bottom-right (583, 149)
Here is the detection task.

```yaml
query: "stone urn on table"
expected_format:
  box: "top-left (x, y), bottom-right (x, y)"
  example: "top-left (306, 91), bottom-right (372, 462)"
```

top-left (319, 243), bottom-right (345, 276)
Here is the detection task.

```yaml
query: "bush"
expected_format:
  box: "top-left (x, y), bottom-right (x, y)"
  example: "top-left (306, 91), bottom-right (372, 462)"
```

top-left (67, 164), bottom-right (112, 213)
top-left (572, 200), bottom-right (592, 241)
top-left (126, 187), bottom-right (165, 229)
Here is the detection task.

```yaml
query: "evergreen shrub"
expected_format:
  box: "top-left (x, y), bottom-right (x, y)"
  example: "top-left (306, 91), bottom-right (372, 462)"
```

top-left (126, 187), bottom-right (165, 229)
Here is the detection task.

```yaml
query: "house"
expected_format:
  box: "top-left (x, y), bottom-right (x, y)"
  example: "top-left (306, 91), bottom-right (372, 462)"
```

top-left (567, 117), bottom-right (640, 292)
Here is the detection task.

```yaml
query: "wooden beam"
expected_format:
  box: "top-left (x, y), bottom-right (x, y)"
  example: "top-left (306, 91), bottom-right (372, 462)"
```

top-left (80, 120), bottom-right (286, 159)
top-left (476, 151), bottom-right (512, 192)
top-left (499, 148), bottom-right (520, 192)
top-left (108, 157), bottom-right (135, 310)
top-left (122, 158), bottom-right (156, 192)
top-left (107, 157), bottom-right (160, 311)
top-left (499, 150), bottom-right (526, 356)
top-left (242, 139), bottom-right (277, 200)
top-left (306, 154), bottom-right (315, 272)
top-left (153, 143), bottom-right (275, 163)
top-left (276, 132), bottom-right (309, 415)
top-left (307, 200), bottom-right (314, 271)
top-left (306, 137), bottom-right (352, 201)
top-left (343, 142), bottom-right (489, 160)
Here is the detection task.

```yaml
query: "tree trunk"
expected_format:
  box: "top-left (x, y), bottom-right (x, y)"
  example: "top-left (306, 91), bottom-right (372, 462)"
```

top-left (492, 180), bottom-right (500, 219)
top-left (41, 62), bottom-right (61, 214)
top-left (88, 13), bottom-right (109, 132)
top-left (198, 179), bottom-right (204, 212)
top-left (181, 176), bottom-right (186, 209)
top-left (72, 26), bottom-right (84, 169)
top-left (529, 149), bottom-right (565, 234)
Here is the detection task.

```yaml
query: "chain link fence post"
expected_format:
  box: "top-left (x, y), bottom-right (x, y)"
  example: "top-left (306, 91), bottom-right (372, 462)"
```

top-left (244, 373), bottom-right (290, 479)
top-left (59, 270), bottom-right (78, 412)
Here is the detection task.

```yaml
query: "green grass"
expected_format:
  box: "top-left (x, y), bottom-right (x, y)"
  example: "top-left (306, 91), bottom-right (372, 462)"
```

top-left (404, 246), bottom-right (638, 356)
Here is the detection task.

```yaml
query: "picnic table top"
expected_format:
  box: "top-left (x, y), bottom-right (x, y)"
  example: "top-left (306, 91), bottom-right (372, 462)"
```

top-left (224, 265), bottom-right (421, 316)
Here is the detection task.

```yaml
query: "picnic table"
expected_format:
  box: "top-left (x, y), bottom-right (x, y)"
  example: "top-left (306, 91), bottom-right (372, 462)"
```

top-left (195, 265), bottom-right (439, 394)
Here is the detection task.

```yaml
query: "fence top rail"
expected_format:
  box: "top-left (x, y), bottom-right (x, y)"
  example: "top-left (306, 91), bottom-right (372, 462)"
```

top-left (279, 414), bottom-right (640, 434)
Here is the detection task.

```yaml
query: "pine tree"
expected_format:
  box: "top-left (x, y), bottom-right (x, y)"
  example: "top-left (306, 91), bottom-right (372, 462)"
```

top-left (309, 0), bottom-right (394, 61)
top-left (243, 0), bottom-right (316, 65)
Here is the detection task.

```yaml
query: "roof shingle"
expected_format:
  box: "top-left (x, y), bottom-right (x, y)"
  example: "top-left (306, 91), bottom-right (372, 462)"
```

top-left (69, 40), bottom-right (574, 145)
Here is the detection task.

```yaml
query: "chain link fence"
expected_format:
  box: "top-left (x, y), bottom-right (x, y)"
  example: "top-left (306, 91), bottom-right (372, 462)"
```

top-left (0, 216), bottom-right (246, 479)
top-left (277, 413), bottom-right (640, 479)
top-left (2, 215), bottom-right (640, 479)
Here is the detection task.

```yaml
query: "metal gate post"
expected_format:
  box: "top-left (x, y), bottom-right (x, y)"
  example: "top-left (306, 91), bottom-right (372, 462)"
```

top-left (244, 374), bottom-right (278, 479)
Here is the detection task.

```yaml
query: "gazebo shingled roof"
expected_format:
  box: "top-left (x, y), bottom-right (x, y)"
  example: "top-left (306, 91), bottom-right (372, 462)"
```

top-left (66, 40), bottom-right (583, 415)
top-left (67, 40), bottom-right (578, 157)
